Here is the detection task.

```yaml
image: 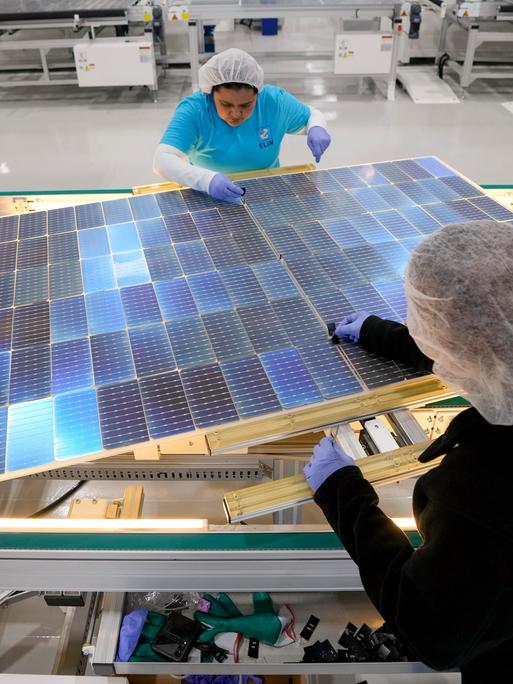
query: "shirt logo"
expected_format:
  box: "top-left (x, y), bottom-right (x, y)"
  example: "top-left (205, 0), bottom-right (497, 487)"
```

top-left (257, 126), bottom-right (274, 149)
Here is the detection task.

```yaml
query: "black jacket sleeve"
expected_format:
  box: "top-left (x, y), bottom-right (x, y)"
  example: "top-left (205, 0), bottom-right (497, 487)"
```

top-left (359, 316), bottom-right (433, 372)
top-left (314, 466), bottom-right (513, 670)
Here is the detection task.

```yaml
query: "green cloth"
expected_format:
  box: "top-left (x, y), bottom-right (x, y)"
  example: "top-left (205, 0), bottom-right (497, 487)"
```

top-left (129, 611), bottom-right (168, 662)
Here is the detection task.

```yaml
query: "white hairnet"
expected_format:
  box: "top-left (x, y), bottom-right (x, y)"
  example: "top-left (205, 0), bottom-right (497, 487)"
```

top-left (404, 220), bottom-right (513, 425)
top-left (198, 48), bottom-right (264, 94)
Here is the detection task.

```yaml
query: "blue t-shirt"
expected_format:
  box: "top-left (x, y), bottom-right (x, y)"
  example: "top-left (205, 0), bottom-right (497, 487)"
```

top-left (160, 84), bottom-right (310, 173)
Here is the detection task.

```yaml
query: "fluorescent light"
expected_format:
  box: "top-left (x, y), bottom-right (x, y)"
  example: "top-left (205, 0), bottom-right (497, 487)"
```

top-left (391, 517), bottom-right (417, 530)
top-left (0, 518), bottom-right (207, 533)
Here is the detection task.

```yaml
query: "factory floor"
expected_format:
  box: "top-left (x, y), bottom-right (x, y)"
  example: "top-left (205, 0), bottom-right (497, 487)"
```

top-left (0, 18), bottom-right (513, 193)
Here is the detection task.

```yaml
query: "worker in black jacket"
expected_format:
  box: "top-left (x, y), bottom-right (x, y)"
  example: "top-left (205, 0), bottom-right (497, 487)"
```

top-left (304, 220), bottom-right (513, 683)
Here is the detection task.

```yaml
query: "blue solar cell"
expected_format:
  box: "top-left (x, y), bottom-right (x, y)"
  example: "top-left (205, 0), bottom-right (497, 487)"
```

top-left (0, 215), bottom-right (18, 243)
top-left (298, 342), bottom-right (362, 399)
top-left (19, 211), bottom-right (47, 239)
top-left (181, 188), bottom-right (217, 212)
top-left (329, 167), bottom-right (367, 189)
top-left (9, 344), bottom-right (51, 403)
top-left (243, 176), bottom-right (293, 201)
top-left (17, 236), bottom-right (47, 269)
top-left (237, 303), bottom-right (290, 353)
top-left (265, 225), bottom-right (310, 259)
top-left (294, 221), bottom-right (337, 254)
top-left (0, 309), bottom-right (12, 352)
top-left (417, 178), bottom-right (460, 202)
top-left (49, 231), bottom-right (79, 263)
top-left (374, 210), bottom-right (420, 239)
top-left (78, 227), bottom-right (110, 259)
top-left (129, 323), bottom-right (176, 376)
top-left (373, 279), bottom-right (408, 321)
top-left (416, 157), bottom-right (455, 177)
top-left (181, 362), bottom-right (239, 428)
top-left (113, 250), bottom-right (151, 288)
top-left (97, 380), bottom-right (149, 449)
top-left (0, 352), bottom-right (9, 405)
top-left (164, 213), bottom-right (200, 242)
top-left (316, 251), bottom-right (367, 290)
top-left (342, 283), bottom-right (398, 321)
top-left (372, 162), bottom-right (411, 184)
top-left (376, 241), bottom-right (411, 277)
top-left (144, 245), bottom-right (183, 281)
top-left (440, 176), bottom-right (483, 199)
top-left (121, 283), bottom-right (162, 326)
top-left (166, 316), bottom-right (215, 369)
top-left (220, 265), bottom-right (267, 307)
top-left (0, 407), bottom-right (6, 473)
top-left (81, 255), bottom-right (116, 293)
top-left (221, 356), bottom-right (281, 418)
top-left (205, 235), bottom-right (245, 269)
top-left (281, 172), bottom-right (318, 195)
top-left (0, 273), bottom-right (14, 309)
top-left (188, 271), bottom-right (232, 314)
top-left (102, 198), bottom-right (133, 225)
top-left (401, 235), bottom-right (424, 252)
top-left (374, 184), bottom-right (416, 209)
top-left (344, 244), bottom-right (398, 283)
top-left (396, 159), bottom-right (434, 180)
top-left (50, 296), bottom-right (88, 343)
top-left (232, 229), bottom-right (276, 263)
top-left (14, 265), bottom-right (48, 306)
top-left (252, 260), bottom-right (299, 301)
top-left (352, 164), bottom-right (389, 186)
top-left (296, 192), bottom-right (346, 222)
top-left (396, 181), bottom-right (439, 205)
top-left (135, 218), bottom-right (168, 248)
top-left (155, 190), bottom-right (188, 217)
top-left (202, 310), bottom-right (254, 361)
top-left (85, 289), bottom-right (127, 335)
top-left (0, 242), bottom-right (17, 273)
top-left (91, 331), bottom-right (135, 385)
top-left (309, 169), bottom-right (341, 193)
top-left (260, 347), bottom-right (322, 409)
top-left (175, 240), bottom-right (215, 274)
top-left (323, 190), bottom-right (367, 217)
top-left (54, 389), bottom-right (103, 460)
top-left (139, 371), bottom-right (194, 438)
top-left (340, 339), bottom-right (405, 388)
top-left (448, 200), bottom-right (490, 222)
top-left (321, 217), bottom-right (366, 248)
top-left (349, 215), bottom-right (395, 243)
top-left (47, 206), bottom-right (76, 234)
top-left (424, 203), bottom-right (464, 225)
top-left (285, 255), bottom-right (335, 293)
top-left (471, 196), bottom-right (513, 221)
top-left (348, 186), bottom-right (391, 213)
top-left (129, 194), bottom-right (160, 221)
top-left (50, 260), bottom-right (83, 300)
top-left (309, 289), bottom-right (354, 325)
top-left (7, 398), bottom-right (54, 471)
top-left (108, 222), bottom-right (142, 253)
top-left (51, 338), bottom-right (93, 393)
top-left (399, 206), bottom-right (441, 235)
top-left (218, 204), bottom-right (257, 231)
top-left (12, 302), bottom-right (49, 349)
top-left (272, 296), bottom-right (326, 344)
top-left (154, 278), bottom-right (198, 320)
top-left (76, 202), bottom-right (104, 230)
top-left (192, 209), bottom-right (229, 238)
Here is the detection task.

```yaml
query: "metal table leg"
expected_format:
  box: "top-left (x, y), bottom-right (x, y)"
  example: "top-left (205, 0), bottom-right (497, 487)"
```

top-left (461, 25), bottom-right (480, 87)
top-left (188, 20), bottom-right (200, 91)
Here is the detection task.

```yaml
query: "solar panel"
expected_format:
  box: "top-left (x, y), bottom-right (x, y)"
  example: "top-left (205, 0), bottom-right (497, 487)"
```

top-left (0, 156), bottom-right (503, 480)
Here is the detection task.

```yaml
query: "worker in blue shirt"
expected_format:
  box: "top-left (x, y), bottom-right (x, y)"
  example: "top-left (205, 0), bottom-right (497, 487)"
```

top-left (153, 48), bottom-right (331, 204)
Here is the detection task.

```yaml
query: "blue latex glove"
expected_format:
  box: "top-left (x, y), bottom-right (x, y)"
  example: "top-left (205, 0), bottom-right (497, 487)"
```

top-left (304, 436), bottom-right (354, 493)
top-left (208, 173), bottom-right (244, 204)
top-left (335, 310), bottom-right (371, 344)
top-left (116, 608), bottom-right (148, 662)
top-left (307, 126), bottom-right (331, 163)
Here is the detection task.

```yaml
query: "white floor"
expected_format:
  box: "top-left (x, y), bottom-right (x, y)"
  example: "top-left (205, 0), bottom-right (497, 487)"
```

top-left (1, 19), bottom-right (513, 192)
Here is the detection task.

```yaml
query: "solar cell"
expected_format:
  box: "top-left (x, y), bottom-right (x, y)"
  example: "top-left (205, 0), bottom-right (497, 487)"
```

top-left (121, 283), bottom-right (162, 326)
top-left (154, 278), bottom-right (198, 320)
top-left (0, 215), bottom-right (18, 243)
top-left (139, 371), bottom-right (195, 438)
top-left (90, 331), bottom-right (135, 386)
top-left (181, 363), bottom-right (239, 428)
top-left (50, 260), bottom-right (83, 300)
top-left (202, 309), bottom-right (254, 361)
top-left (251, 260), bottom-right (299, 301)
top-left (220, 265), bottom-right (267, 307)
top-left (108, 222), bottom-right (142, 253)
top-left (221, 356), bottom-right (281, 417)
top-left (187, 271), bottom-right (232, 314)
top-left (19, 211), bottom-right (47, 239)
top-left (237, 303), bottom-right (290, 353)
top-left (102, 198), bottom-right (132, 225)
top-left (298, 342), bottom-right (363, 398)
top-left (0, 272), bottom-right (14, 309)
top-left (15, 265), bottom-right (48, 306)
top-left (175, 240), bottom-right (215, 275)
top-left (54, 389), bottom-right (103, 460)
top-left (260, 347), bottom-right (322, 408)
top-left (97, 380), bottom-right (149, 449)
top-left (144, 245), bottom-right (183, 281)
top-left (128, 323), bottom-right (176, 376)
top-left (51, 337), bottom-right (93, 393)
top-left (166, 316), bottom-right (215, 368)
top-left (85, 289), bottom-right (126, 335)
top-left (47, 206), bottom-right (76, 234)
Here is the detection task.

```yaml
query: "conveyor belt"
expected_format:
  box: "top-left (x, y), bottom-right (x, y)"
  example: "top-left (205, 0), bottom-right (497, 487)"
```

top-left (0, 0), bottom-right (133, 22)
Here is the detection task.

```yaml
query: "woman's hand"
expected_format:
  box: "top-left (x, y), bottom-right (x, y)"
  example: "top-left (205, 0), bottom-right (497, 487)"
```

top-left (304, 436), bottom-right (354, 493)
top-left (307, 126), bottom-right (331, 163)
top-left (208, 173), bottom-right (245, 204)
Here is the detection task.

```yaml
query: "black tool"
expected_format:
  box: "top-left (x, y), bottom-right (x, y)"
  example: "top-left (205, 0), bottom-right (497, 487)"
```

top-left (409, 3), bottom-right (422, 39)
top-left (300, 614), bottom-right (320, 640)
top-left (327, 322), bottom-right (340, 344)
top-left (248, 638), bottom-right (259, 658)
top-left (151, 613), bottom-right (202, 662)
top-left (303, 639), bottom-right (338, 663)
